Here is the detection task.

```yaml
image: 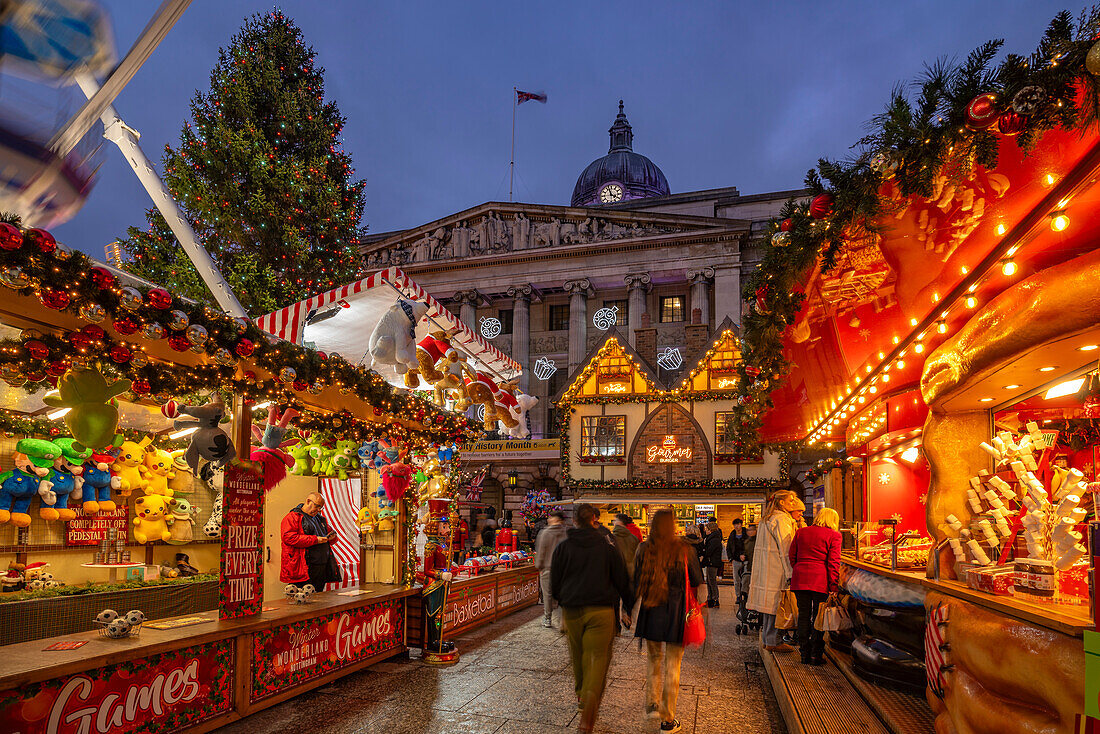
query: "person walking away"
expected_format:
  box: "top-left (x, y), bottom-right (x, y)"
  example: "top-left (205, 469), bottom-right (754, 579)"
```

top-left (612, 514), bottom-right (641, 579)
top-left (633, 509), bottom-right (704, 734)
top-left (592, 507), bottom-right (615, 545)
top-left (747, 490), bottom-right (805, 651)
top-left (535, 511), bottom-right (568, 628)
top-left (280, 492), bottom-right (338, 592)
top-left (790, 507), bottom-right (842, 665)
top-left (623, 514), bottom-right (644, 543)
top-left (726, 519), bottom-right (749, 600)
top-left (551, 504), bottom-right (635, 733)
top-left (702, 521), bottom-right (724, 608)
top-left (683, 524), bottom-right (703, 567)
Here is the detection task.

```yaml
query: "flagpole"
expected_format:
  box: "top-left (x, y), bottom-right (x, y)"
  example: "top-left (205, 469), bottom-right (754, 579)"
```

top-left (509, 87), bottom-right (517, 202)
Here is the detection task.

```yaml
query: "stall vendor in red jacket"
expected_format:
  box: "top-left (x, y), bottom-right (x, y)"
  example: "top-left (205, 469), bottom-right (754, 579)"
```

top-left (280, 492), bottom-right (337, 590)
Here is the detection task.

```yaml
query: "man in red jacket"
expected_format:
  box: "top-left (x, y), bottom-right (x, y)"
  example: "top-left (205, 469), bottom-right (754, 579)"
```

top-left (280, 492), bottom-right (335, 590)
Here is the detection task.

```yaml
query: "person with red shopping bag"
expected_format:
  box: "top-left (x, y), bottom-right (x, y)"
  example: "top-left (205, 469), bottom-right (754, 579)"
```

top-left (789, 507), bottom-right (842, 665)
top-left (632, 509), bottom-right (705, 734)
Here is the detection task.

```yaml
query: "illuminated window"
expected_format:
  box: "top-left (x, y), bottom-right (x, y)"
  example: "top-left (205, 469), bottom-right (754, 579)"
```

top-left (548, 304), bottom-right (570, 331)
top-left (602, 300), bottom-right (628, 327)
top-left (659, 295), bottom-right (685, 323)
top-left (581, 416), bottom-right (626, 457)
top-left (715, 412), bottom-right (738, 454)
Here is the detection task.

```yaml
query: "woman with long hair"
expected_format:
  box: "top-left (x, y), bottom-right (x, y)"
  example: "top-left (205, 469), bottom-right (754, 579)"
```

top-left (747, 489), bottom-right (805, 651)
top-left (789, 506), bottom-right (842, 665)
top-left (633, 509), bottom-right (704, 734)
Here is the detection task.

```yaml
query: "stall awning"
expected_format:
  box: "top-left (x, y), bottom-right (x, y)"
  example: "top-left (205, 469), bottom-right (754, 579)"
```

top-left (546, 495), bottom-right (766, 506)
top-left (255, 268), bottom-right (522, 388)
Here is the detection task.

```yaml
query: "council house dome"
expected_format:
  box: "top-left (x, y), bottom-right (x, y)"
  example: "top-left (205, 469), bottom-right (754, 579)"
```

top-left (570, 100), bottom-right (670, 207)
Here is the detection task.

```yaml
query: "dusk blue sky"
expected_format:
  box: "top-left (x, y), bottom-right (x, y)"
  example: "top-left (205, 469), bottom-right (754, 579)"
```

top-left (28, 1), bottom-right (1067, 256)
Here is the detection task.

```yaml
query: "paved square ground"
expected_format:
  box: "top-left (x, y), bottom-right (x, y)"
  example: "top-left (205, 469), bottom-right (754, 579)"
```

top-left (218, 585), bottom-right (786, 733)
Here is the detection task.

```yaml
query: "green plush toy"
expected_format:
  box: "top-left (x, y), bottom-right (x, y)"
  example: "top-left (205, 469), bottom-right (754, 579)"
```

top-left (42, 368), bottom-right (132, 451)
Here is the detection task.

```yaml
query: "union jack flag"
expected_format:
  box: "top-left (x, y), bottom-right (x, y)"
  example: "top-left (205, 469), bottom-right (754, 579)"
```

top-left (925, 602), bottom-right (950, 699)
top-left (516, 90), bottom-right (547, 104)
top-left (466, 468), bottom-right (487, 502)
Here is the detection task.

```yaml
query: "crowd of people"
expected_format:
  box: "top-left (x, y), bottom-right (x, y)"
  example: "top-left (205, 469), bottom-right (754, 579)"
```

top-left (537, 494), bottom-right (842, 733)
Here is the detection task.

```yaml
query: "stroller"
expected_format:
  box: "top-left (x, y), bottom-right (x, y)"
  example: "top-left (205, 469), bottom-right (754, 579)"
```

top-left (734, 562), bottom-right (761, 636)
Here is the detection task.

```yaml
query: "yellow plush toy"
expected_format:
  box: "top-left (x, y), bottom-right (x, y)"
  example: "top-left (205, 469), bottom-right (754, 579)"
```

top-left (132, 494), bottom-right (173, 544)
top-left (115, 436), bottom-right (152, 497)
top-left (357, 507), bottom-right (377, 533)
top-left (141, 446), bottom-right (176, 497)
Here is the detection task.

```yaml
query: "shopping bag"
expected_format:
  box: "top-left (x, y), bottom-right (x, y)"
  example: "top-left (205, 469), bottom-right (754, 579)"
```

top-left (683, 558), bottom-right (706, 648)
top-left (814, 594), bottom-right (851, 632)
top-left (775, 589), bottom-right (798, 630)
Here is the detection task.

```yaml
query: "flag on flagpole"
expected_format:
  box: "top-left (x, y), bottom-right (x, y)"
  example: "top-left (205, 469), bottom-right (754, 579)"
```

top-left (516, 90), bottom-right (547, 104)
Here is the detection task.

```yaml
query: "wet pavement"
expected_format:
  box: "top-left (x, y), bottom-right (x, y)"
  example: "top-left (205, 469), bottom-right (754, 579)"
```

top-left (218, 584), bottom-right (786, 734)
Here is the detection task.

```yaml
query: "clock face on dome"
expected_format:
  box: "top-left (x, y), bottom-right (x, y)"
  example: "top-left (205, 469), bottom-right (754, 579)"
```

top-left (599, 183), bottom-right (624, 203)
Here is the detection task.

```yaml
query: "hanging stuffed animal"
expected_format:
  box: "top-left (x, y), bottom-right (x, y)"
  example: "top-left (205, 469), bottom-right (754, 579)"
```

top-left (289, 430), bottom-right (324, 476)
top-left (166, 498), bottom-right (196, 544)
top-left (464, 370), bottom-right (500, 430)
top-left (503, 390), bottom-right (538, 439)
top-left (132, 494), bottom-right (173, 544)
top-left (433, 352), bottom-right (470, 409)
top-left (368, 298), bottom-right (429, 378)
top-left (114, 436), bottom-right (152, 497)
top-left (1, 439), bottom-right (59, 527)
top-left (47, 437), bottom-right (91, 521)
top-left (494, 382), bottom-right (522, 431)
top-left (408, 330), bottom-right (459, 389)
top-left (168, 394), bottom-right (236, 477)
top-left (140, 445), bottom-right (176, 497)
top-left (82, 451), bottom-right (120, 514)
top-left (327, 440), bottom-right (359, 481)
top-left (377, 440), bottom-right (412, 501)
top-left (42, 368), bottom-right (130, 451)
top-left (203, 489), bottom-right (223, 538)
top-left (249, 407), bottom-right (299, 491)
top-left (358, 440), bottom-right (380, 469)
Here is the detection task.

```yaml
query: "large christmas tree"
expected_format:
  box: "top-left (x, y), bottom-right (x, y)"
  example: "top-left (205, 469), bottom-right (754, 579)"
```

top-left (120, 10), bottom-right (365, 315)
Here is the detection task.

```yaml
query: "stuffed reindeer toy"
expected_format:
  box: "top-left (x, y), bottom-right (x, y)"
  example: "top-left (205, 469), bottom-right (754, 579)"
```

top-left (250, 407), bottom-right (300, 491)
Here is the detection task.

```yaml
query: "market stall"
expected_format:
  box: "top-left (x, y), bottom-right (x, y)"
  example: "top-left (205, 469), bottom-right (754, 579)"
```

top-left (0, 222), bottom-right (481, 730)
top-left (740, 15), bottom-right (1100, 733)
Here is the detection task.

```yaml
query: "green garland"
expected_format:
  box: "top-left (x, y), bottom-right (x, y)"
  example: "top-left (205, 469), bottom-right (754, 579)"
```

top-left (0, 227), bottom-right (474, 446)
top-left (0, 573), bottom-right (218, 604)
top-left (736, 10), bottom-right (1100, 441)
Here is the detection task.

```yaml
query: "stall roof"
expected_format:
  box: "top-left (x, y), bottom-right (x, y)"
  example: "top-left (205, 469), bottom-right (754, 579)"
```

top-left (546, 495), bottom-right (766, 506)
top-left (256, 268), bottom-right (522, 388)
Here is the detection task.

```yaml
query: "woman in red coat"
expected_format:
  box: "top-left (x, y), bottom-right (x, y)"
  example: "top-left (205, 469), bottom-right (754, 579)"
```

top-left (788, 507), bottom-right (841, 665)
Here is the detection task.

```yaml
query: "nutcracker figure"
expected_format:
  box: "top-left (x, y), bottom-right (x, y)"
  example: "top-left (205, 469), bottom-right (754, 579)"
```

top-left (418, 498), bottom-right (459, 665)
top-left (495, 518), bottom-right (517, 554)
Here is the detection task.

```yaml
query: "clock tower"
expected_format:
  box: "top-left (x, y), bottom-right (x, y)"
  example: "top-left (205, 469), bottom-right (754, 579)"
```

top-left (570, 100), bottom-right (670, 207)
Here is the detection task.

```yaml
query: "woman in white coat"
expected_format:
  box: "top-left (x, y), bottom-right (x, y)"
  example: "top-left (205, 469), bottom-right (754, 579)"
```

top-left (747, 490), bottom-right (805, 651)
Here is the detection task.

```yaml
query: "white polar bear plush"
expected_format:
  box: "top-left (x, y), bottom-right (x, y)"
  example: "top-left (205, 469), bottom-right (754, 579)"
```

top-left (369, 299), bottom-right (429, 375)
top-left (503, 390), bottom-right (539, 438)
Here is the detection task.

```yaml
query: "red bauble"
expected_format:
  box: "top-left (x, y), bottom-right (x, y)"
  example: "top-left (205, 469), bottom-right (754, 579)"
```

top-left (131, 379), bottom-right (151, 395)
top-left (40, 289), bottom-right (70, 310)
top-left (965, 93), bottom-right (999, 130)
top-left (168, 334), bottom-right (191, 352)
top-left (0, 223), bottom-right (21, 251)
top-left (24, 228), bottom-right (56, 254)
top-left (744, 365), bottom-right (762, 378)
top-left (113, 316), bottom-right (140, 335)
top-left (46, 360), bottom-right (69, 377)
top-left (779, 218), bottom-right (793, 232)
top-left (89, 267), bottom-right (115, 289)
top-left (81, 325), bottom-right (105, 341)
top-left (147, 288), bottom-right (172, 310)
top-left (809, 193), bottom-right (834, 219)
top-left (996, 111), bottom-right (1027, 136)
top-left (292, 380), bottom-right (308, 392)
top-left (24, 340), bottom-right (49, 359)
top-left (69, 331), bottom-right (93, 349)
top-left (235, 338), bottom-right (255, 357)
top-left (161, 400), bottom-right (180, 419)
top-left (109, 345), bottom-right (132, 363)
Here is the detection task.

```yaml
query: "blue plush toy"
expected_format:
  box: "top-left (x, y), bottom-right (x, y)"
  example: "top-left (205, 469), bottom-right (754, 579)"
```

top-left (81, 451), bottom-right (120, 515)
top-left (0, 469), bottom-right (43, 527)
top-left (46, 438), bottom-right (91, 522)
top-left (358, 440), bottom-right (380, 469)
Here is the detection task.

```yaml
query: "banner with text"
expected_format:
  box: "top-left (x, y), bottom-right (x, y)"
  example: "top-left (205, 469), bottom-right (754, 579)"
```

top-left (220, 465), bottom-right (264, 619)
top-left (465, 439), bottom-right (559, 462)
top-left (65, 506), bottom-right (128, 546)
top-left (251, 597), bottom-right (405, 701)
top-left (0, 639), bottom-right (234, 733)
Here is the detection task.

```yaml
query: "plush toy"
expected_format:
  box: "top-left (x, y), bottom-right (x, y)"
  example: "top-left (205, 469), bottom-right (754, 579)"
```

top-left (203, 490), bottom-right (223, 538)
top-left (140, 446), bottom-right (176, 497)
top-left (287, 441), bottom-right (314, 476)
top-left (380, 459), bottom-right (413, 501)
top-left (368, 298), bottom-right (429, 377)
top-left (47, 437), bottom-right (91, 521)
top-left (358, 440), bottom-right (380, 469)
top-left (82, 451), bottom-right (120, 514)
top-left (170, 394), bottom-right (236, 476)
top-left (327, 440), bottom-right (359, 481)
top-left (250, 407), bottom-right (299, 491)
top-left (493, 383), bottom-right (521, 431)
top-left (464, 371), bottom-right (500, 430)
top-left (408, 331), bottom-right (459, 388)
top-left (114, 436), bottom-right (152, 497)
top-left (433, 352), bottom-right (471, 408)
top-left (1, 440), bottom-right (57, 526)
top-left (166, 498), bottom-right (196, 544)
top-left (290, 430), bottom-right (325, 476)
top-left (357, 506), bottom-right (377, 532)
top-left (502, 390), bottom-right (538, 439)
top-left (42, 367), bottom-right (130, 451)
top-left (167, 451), bottom-right (195, 495)
top-left (132, 494), bottom-right (173, 544)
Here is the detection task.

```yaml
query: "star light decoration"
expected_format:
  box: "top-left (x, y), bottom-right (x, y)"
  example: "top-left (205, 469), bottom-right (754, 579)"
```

top-left (878, 471), bottom-right (892, 486)
top-left (479, 317), bottom-right (501, 339)
top-left (592, 305), bottom-right (619, 331)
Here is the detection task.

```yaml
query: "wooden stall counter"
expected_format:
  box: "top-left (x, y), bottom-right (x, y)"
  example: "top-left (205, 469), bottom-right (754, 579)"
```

top-left (407, 564), bottom-right (540, 647)
top-left (0, 584), bottom-right (417, 734)
top-left (842, 556), bottom-right (927, 587)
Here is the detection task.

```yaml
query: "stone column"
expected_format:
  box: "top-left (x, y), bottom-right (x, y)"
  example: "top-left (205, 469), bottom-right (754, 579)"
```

top-left (452, 290), bottom-right (480, 329)
top-left (624, 272), bottom-right (651, 347)
top-left (507, 284), bottom-right (533, 391)
top-left (563, 278), bottom-right (591, 372)
top-left (713, 262), bottom-right (742, 326)
top-left (686, 267), bottom-right (714, 326)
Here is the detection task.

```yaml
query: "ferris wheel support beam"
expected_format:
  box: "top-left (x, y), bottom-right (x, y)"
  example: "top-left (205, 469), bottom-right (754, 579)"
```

top-left (49, 0), bottom-right (193, 158)
top-left (75, 71), bottom-right (248, 318)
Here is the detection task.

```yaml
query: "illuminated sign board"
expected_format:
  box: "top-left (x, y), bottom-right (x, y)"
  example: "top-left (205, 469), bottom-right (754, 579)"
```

top-left (645, 434), bottom-right (693, 464)
top-left (714, 377), bottom-right (738, 389)
top-left (600, 381), bottom-right (629, 394)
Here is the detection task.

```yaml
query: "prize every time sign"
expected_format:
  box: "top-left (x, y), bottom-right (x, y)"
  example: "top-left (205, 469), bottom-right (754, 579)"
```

top-left (220, 466), bottom-right (264, 619)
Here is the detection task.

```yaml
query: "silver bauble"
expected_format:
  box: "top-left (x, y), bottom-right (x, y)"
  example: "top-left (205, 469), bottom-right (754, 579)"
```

top-left (143, 322), bottom-right (165, 340)
top-left (213, 348), bottom-right (236, 366)
top-left (185, 324), bottom-right (208, 345)
top-left (309, 380), bottom-right (323, 394)
top-left (130, 351), bottom-right (149, 368)
top-left (771, 232), bottom-right (791, 247)
top-left (870, 150), bottom-right (900, 176)
top-left (119, 287), bottom-right (143, 311)
top-left (279, 366), bottom-right (296, 383)
top-left (167, 310), bottom-right (189, 331)
top-left (79, 303), bottom-right (107, 323)
top-left (1012, 86), bottom-right (1046, 116)
top-left (0, 267), bottom-right (29, 289)
top-left (233, 316), bottom-right (250, 335)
